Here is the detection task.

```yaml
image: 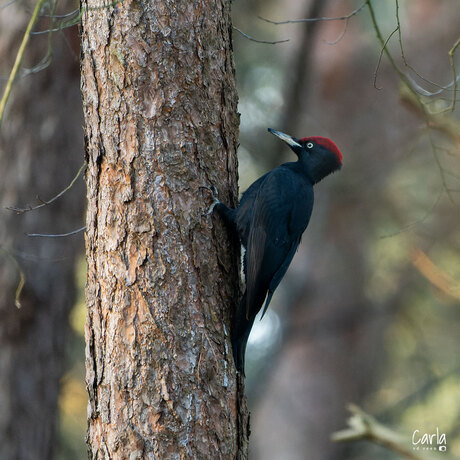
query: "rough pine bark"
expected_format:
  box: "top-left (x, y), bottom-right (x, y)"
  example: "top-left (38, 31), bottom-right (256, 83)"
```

top-left (0, 7), bottom-right (84, 460)
top-left (81, 0), bottom-right (248, 457)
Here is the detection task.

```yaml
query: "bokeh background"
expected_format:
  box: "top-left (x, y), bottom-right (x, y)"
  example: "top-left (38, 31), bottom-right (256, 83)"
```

top-left (1, 0), bottom-right (460, 459)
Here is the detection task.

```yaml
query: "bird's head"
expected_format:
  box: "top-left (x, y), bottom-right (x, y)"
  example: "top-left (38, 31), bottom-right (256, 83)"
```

top-left (268, 128), bottom-right (343, 184)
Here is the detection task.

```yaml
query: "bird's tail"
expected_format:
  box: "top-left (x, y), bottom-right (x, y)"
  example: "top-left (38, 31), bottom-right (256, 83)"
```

top-left (231, 291), bottom-right (257, 375)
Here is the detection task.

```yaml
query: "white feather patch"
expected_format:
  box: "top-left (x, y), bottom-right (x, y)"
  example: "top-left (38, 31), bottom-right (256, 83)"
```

top-left (240, 245), bottom-right (246, 288)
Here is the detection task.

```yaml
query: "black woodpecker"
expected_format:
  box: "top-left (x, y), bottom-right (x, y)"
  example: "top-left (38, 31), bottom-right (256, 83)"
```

top-left (205, 128), bottom-right (343, 374)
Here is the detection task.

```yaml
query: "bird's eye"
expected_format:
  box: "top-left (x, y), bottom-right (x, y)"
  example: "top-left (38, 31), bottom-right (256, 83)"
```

top-left (306, 142), bottom-right (314, 149)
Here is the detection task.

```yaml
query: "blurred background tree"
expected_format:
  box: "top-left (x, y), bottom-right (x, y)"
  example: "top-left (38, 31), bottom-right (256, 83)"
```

top-left (0, 0), bottom-right (84, 458)
top-left (1, 0), bottom-right (459, 459)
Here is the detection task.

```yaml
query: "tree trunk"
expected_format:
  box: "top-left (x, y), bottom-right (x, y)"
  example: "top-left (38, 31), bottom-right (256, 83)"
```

top-left (0, 7), bottom-right (84, 460)
top-left (81, 0), bottom-right (247, 457)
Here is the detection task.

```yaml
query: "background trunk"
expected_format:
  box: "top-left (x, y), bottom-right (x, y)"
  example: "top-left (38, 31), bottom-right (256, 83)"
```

top-left (81, 0), bottom-right (247, 457)
top-left (0, 6), bottom-right (84, 460)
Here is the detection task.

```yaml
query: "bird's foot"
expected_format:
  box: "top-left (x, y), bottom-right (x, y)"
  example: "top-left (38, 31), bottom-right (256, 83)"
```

top-left (199, 185), bottom-right (220, 216)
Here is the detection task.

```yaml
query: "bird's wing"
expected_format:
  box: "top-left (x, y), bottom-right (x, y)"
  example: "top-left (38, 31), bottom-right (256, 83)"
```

top-left (245, 168), bottom-right (313, 319)
top-left (259, 237), bottom-right (299, 319)
top-left (246, 218), bottom-right (266, 317)
top-left (236, 172), bottom-right (269, 247)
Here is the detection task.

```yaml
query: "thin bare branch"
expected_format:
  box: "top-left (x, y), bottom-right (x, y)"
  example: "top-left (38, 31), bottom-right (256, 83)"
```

top-left (0, 246), bottom-right (26, 308)
top-left (435, 146), bottom-right (458, 157)
top-left (367, 0), bottom-right (415, 95)
top-left (31, 7), bottom-right (82, 35)
top-left (258, 1), bottom-right (367, 25)
top-left (379, 187), bottom-right (444, 239)
top-left (0, 0), bottom-right (48, 128)
top-left (14, 269), bottom-right (25, 308)
top-left (443, 169), bottom-right (460, 180)
top-left (448, 36), bottom-right (460, 112)
top-left (21, 52), bottom-right (52, 76)
top-left (7, 162), bottom-right (86, 214)
top-left (426, 130), bottom-right (456, 204)
top-left (323, 18), bottom-right (349, 46)
top-left (39, 7), bottom-right (80, 18)
top-left (332, 405), bottom-right (445, 460)
top-left (405, 74), bottom-right (460, 97)
top-left (373, 26), bottom-right (399, 90)
top-left (395, 0), bottom-right (436, 90)
top-left (396, 0), bottom-right (460, 98)
top-left (31, 25), bottom-right (74, 35)
top-left (0, 0), bottom-right (18, 10)
top-left (233, 26), bottom-right (289, 45)
top-left (26, 226), bottom-right (86, 238)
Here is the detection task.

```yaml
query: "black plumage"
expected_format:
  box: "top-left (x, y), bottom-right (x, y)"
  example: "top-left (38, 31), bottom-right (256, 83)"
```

top-left (209, 128), bottom-right (343, 374)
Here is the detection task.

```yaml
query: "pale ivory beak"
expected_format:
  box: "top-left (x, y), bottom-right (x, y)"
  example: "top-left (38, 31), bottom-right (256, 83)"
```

top-left (268, 128), bottom-right (302, 148)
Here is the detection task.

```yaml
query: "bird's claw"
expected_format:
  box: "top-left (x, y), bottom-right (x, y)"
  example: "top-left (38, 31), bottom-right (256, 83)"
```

top-left (199, 185), bottom-right (220, 216)
top-left (199, 185), bottom-right (218, 198)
